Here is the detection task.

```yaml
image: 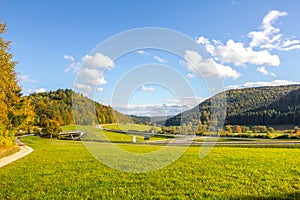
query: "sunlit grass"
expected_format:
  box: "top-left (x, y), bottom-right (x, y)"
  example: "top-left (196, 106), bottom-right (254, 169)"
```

top-left (61, 125), bottom-right (162, 143)
top-left (0, 136), bottom-right (299, 199)
top-left (102, 123), bottom-right (160, 132)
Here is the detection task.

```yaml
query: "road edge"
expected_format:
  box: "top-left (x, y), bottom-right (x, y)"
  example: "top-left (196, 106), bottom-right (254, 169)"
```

top-left (0, 137), bottom-right (34, 168)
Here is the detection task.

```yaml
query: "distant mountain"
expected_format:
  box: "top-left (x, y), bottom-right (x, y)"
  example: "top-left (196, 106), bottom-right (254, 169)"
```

top-left (29, 85), bottom-right (300, 128)
top-left (165, 85), bottom-right (300, 126)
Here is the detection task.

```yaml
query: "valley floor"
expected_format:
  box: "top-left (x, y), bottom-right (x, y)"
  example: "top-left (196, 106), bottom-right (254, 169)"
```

top-left (0, 136), bottom-right (300, 199)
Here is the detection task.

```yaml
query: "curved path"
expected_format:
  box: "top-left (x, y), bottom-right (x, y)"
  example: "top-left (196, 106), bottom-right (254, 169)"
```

top-left (0, 137), bottom-right (33, 168)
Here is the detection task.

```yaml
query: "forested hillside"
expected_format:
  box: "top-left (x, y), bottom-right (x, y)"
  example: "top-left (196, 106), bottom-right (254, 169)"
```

top-left (165, 85), bottom-right (300, 126)
top-left (30, 89), bottom-right (130, 127)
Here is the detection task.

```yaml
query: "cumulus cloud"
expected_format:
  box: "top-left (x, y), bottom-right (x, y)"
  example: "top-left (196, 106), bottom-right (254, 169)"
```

top-left (27, 88), bottom-right (46, 94)
top-left (153, 55), bottom-right (166, 63)
top-left (82, 53), bottom-right (115, 69)
top-left (86, 76), bottom-right (107, 86)
top-left (256, 66), bottom-right (276, 77)
top-left (196, 9), bottom-right (300, 80)
top-left (140, 85), bottom-right (155, 92)
top-left (73, 83), bottom-right (92, 91)
top-left (248, 10), bottom-right (300, 51)
top-left (226, 80), bottom-right (300, 90)
top-left (183, 50), bottom-right (241, 79)
top-left (78, 68), bottom-right (102, 80)
top-left (197, 38), bottom-right (280, 67)
top-left (66, 53), bottom-right (114, 97)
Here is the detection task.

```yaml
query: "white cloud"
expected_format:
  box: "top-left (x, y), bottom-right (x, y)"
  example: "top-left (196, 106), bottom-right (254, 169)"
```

top-left (184, 50), bottom-right (241, 79)
top-left (136, 50), bottom-right (167, 63)
top-left (27, 88), bottom-right (46, 94)
top-left (97, 87), bottom-right (104, 92)
top-left (256, 66), bottom-right (276, 77)
top-left (214, 61), bottom-right (241, 79)
top-left (248, 10), bottom-right (300, 51)
top-left (187, 73), bottom-right (195, 78)
top-left (65, 62), bottom-right (81, 73)
top-left (64, 54), bottom-right (80, 72)
top-left (197, 38), bottom-right (280, 66)
top-left (136, 50), bottom-right (151, 55)
top-left (140, 85), bottom-right (155, 92)
top-left (65, 53), bottom-right (114, 73)
top-left (167, 96), bottom-right (206, 108)
top-left (78, 68), bottom-right (101, 80)
top-left (153, 55), bottom-right (166, 63)
top-left (74, 83), bottom-right (92, 91)
top-left (114, 103), bottom-right (182, 116)
top-left (279, 39), bottom-right (300, 51)
top-left (19, 75), bottom-right (37, 83)
top-left (86, 76), bottom-right (107, 86)
top-left (226, 80), bottom-right (300, 90)
top-left (64, 55), bottom-right (74, 62)
top-left (248, 10), bottom-right (287, 49)
top-left (82, 53), bottom-right (114, 69)
top-left (114, 96), bottom-right (205, 116)
top-left (98, 76), bottom-right (107, 85)
top-left (196, 10), bottom-right (300, 74)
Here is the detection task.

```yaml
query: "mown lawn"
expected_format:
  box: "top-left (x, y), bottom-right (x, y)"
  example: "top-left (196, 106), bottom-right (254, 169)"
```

top-left (0, 136), bottom-right (300, 199)
top-left (102, 123), bottom-right (160, 132)
top-left (62, 125), bottom-right (162, 142)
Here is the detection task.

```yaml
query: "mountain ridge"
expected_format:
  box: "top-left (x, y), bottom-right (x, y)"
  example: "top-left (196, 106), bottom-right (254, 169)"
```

top-left (164, 84), bottom-right (300, 127)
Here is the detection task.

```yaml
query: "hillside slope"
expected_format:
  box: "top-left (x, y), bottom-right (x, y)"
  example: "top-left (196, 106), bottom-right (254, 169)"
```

top-left (30, 89), bottom-right (130, 126)
top-left (165, 85), bottom-right (300, 126)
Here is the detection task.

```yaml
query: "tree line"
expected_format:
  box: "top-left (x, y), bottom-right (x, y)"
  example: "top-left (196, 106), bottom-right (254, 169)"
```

top-left (165, 85), bottom-right (300, 127)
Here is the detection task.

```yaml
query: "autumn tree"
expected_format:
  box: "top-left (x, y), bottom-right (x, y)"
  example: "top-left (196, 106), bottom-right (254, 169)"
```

top-left (235, 125), bottom-right (242, 133)
top-left (41, 119), bottom-right (62, 138)
top-left (0, 21), bottom-right (34, 146)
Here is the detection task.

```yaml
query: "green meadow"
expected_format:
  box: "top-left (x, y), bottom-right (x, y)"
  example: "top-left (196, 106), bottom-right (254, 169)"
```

top-left (0, 136), bottom-right (300, 199)
top-left (102, 123), bottom-right (160, 132)
top-left (61, 125), bottom-right (161, 142)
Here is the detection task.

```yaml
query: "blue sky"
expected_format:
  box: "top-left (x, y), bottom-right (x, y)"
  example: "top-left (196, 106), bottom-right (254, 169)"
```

top-left (2, 0), bottom-right (300, 116)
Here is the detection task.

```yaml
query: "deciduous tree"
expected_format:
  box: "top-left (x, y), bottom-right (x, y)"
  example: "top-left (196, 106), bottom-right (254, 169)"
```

top-left (0, 21), bottom-right (34, 146)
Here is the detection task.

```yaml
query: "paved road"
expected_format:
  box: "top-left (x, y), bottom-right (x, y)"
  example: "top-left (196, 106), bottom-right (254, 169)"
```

top-left (146, 139), bottom-right (300, 146)
top-left (0, 135), bottom-right (34, 168)
top-left (0, 145), bottom-right (33, 168)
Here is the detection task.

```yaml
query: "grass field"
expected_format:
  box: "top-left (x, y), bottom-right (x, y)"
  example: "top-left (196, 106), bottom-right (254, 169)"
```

top-left (0, 136), bottom-right (300, 199)
top-left (102, 123), bottom-right (160, 132)
top-left (61, 125), bottom-right (162, 142)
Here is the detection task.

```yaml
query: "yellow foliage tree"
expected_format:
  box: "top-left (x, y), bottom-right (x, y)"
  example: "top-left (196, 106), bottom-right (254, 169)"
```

top-left (0, 21), bottom-right (34, 146)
